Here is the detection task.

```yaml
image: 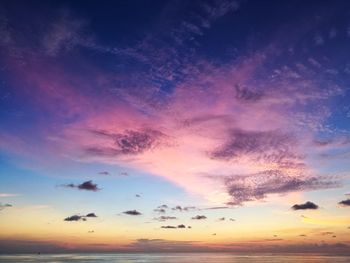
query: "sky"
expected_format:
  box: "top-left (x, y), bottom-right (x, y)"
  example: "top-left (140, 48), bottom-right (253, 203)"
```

top-left (0, 0), bottom-right (350, 254)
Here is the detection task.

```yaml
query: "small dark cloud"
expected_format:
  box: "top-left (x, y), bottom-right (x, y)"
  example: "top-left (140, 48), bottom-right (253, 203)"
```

top-left (291, 201), bottom-right (318, 210)
top-left (229, 218), bottom-right (235, 221)
top-left (191, 215), bottom-right (207, 220)
top-left (64, 215), bottom-right (86, 222)
top-left (187, 226), bottom-right (192, 229)
top-left (299, 234), bottom-right (307, 237)
top-left (123, 210), bottom-right (142, 216)
top-left (212, 233), bottom-right (216, 236)
top-left (88, 230), bottom-right (94, 233)
top-left (0, 203), bottom-right (12, 211)
top-left (172, 205), bottom-right (182, 211)
top-left (154, 216), bottom-right (177, 221)
top-left (172, 205), bottom-right (196, 212)
top-left (154, 208), bottom-right (166, 213)
top-left (161, 224), bottom-right (187, 229)
top-left (218, 217), bottom-right (225, 221)
top-left (120, 172), bottom-right (129, 176)
top-left (205, 206), bottom-right (229, 210)
top-left (161, 225), bottom-right (177, 229)
top-left (86, 213), bottom-right (97, 217)
top-left (338, 199), bottom-right (350, 207)
top-left (154, 204), bottom-right (168, 213)
top-left (64, 213), bottom-right (98, 221)
top-left (135, 194), bottom-right (141, 198)
top-left (98, 171), bottom-right (110, 175)
top-left (78, 181), bottom-right (99, 191)
top-left (61, 180), bottom-right (100, 191)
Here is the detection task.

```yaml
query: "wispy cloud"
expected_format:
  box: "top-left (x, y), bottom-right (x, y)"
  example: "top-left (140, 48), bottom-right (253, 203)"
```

top-left (0, 193), bottom-right (19, 197)
top-left (223, 171), bottom-right (337, 205)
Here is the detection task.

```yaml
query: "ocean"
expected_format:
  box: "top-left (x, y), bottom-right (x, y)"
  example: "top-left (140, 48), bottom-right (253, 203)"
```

top-left (0, 253), bottom-right (349, 263)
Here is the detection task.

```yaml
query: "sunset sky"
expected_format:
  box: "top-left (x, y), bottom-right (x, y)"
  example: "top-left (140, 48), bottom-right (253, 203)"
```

top-left (0, 0), bottom-right (350, 254)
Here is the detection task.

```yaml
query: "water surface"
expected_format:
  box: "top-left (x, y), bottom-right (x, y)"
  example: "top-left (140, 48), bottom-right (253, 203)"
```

top-left (0, 253), bottom-right (349, 263)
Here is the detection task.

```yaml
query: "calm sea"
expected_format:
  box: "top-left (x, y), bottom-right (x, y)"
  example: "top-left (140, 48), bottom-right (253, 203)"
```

top-left (0, 253), bottom-right (349, 263)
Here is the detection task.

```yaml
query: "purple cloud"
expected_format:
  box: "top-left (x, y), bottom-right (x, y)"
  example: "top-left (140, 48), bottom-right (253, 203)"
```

top-left (210, 129), bottom-right (299, 166)
top-left (87, 129), bottom-right (166, 157)
top-left (223, 170), bottom-right (338, 205)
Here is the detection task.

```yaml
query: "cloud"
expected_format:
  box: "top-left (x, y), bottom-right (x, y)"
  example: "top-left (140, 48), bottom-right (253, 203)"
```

top-left (86, 213), bottom-right (97, 217)
top-left (320, 232), bottom-right (334, 236)
top-left (64, 213), bottom-right (98, 221)
top-left (338, 199), bottom-right (350, 207)
top-left (2, 0), bottom-right (347, 210)
top-left (0, 203), bottom-right (12, 211)
top-left (191, 215), bottom-right (207, 220)
top-left (171, 205), bottom-right (197, 212)
top-left (61, 180), bottom-right (100, 191)
top-left (0, 193), bottom-right (19, 197)
top-left (218, 217), bottom-right (225, 221)
top-left (204, 206), bottom-right (230, 210)
top-left (86, 129), bottom-right (167, 157)
top-left (42, 9), bottom-right (91, 56)
top-left (223, 170), bottom-right (337, 205)
top-left (154, 208), bottom-right (166, 213)
top-left (64, 215), bottom-right (86, 222)
top-left (154, 216), bottom-right (177, 221)
top-left (135, 194), bottom-right (141, 198)
top-left (291, 201), bottom-right (319, 210)
top-left (98, 171), bottom-right (110, 175)
top-left (210, 129), bottom-right (299, 165)
top-left (123, 210), bottom-right (142, 216)
top-left (161, 224), bottom-right (187, 229)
